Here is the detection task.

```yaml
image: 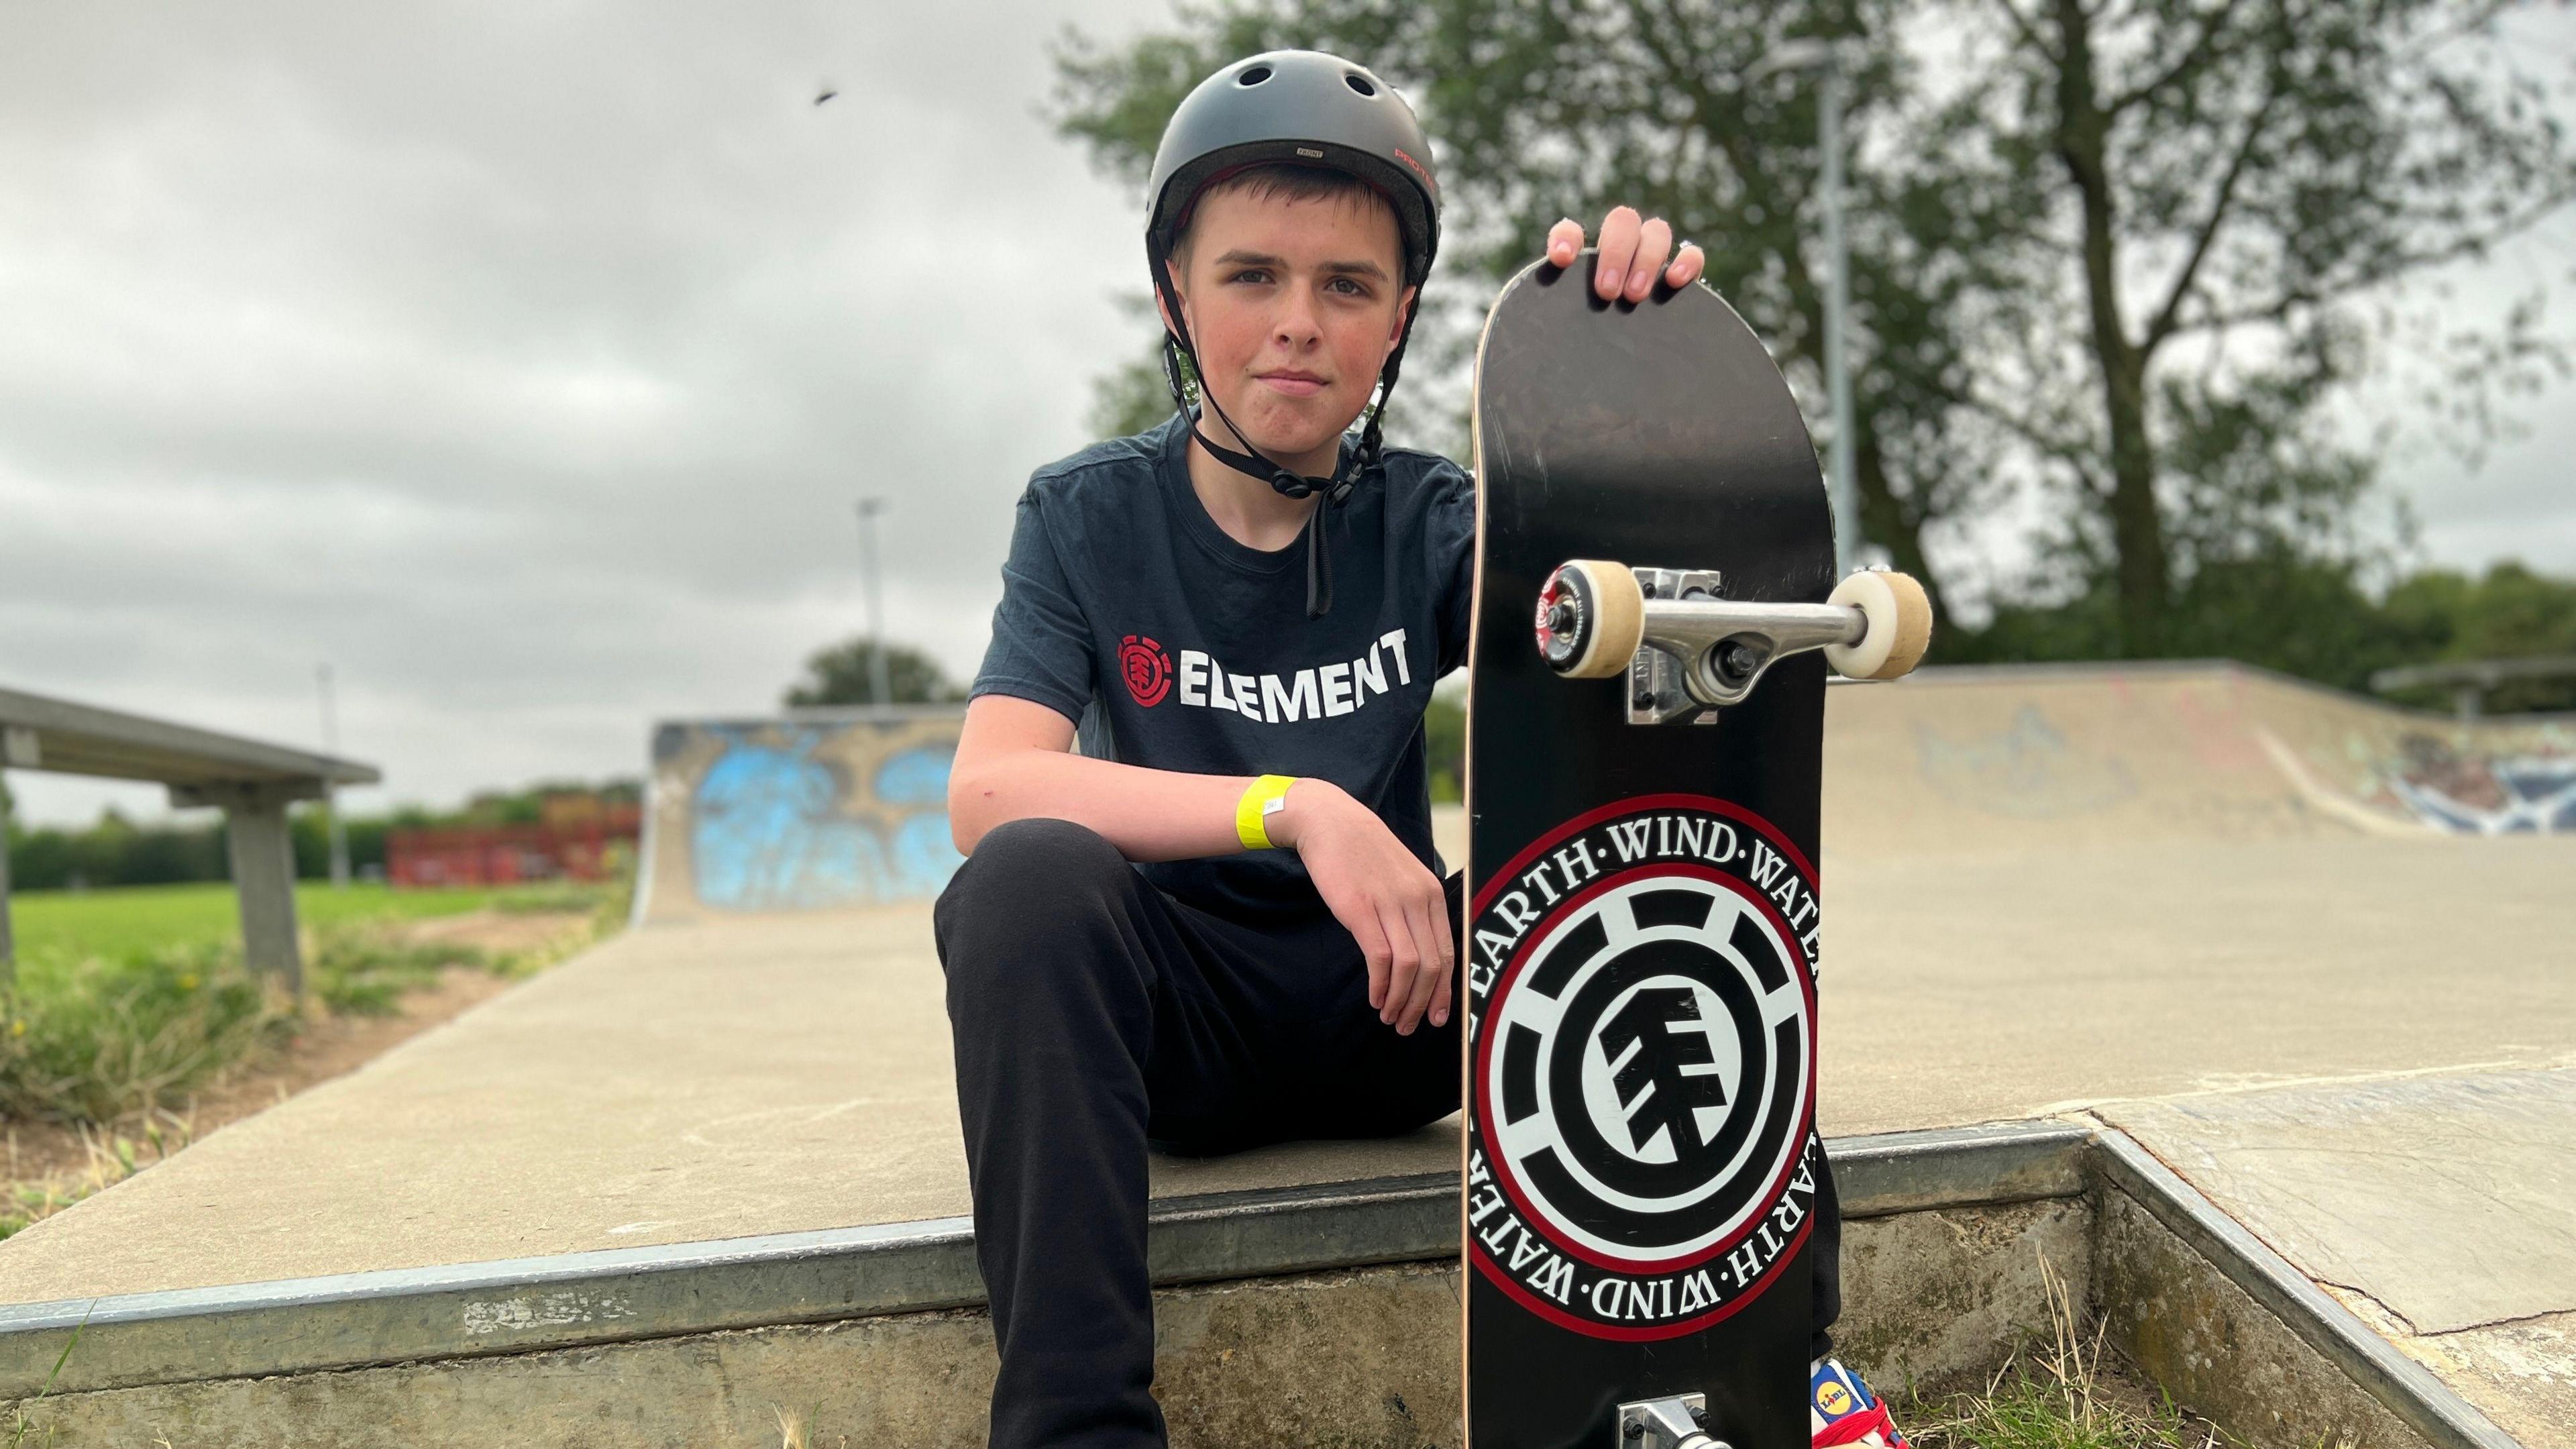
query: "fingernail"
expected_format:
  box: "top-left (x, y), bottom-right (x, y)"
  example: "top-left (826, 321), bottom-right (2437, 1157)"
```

top-left (1599, 267), bottom-right (1621, 295)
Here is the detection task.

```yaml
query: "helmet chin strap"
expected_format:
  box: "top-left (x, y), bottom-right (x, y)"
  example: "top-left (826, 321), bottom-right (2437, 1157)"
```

top-left (1152, 252), bottom-right (1417, 619)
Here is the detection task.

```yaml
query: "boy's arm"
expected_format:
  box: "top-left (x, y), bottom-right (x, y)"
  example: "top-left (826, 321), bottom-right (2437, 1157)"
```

top-left (949, 694), bottom-right (1456, 1033)
top-left (949, 694), bottom-right (1251, 861)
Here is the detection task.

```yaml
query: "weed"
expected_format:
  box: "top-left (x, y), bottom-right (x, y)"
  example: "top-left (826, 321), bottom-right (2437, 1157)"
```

top-left (0, 896), bottom-right (608, 1130)
top-left (769, 1404), bottom-right (844, 1449)
top-left (0, 945), bottom-right (279, 1125)
top-left (1, 1112), bottom-right (199, 1240)
top-left (307, 928), bottom-right (489, 1016)
top-left (6, 1302), bottom-right (86, 1448)
top-left (488, 879), bottom-right (622, 919)
top-left (1908, 1257), bottom-right (2225, 1449)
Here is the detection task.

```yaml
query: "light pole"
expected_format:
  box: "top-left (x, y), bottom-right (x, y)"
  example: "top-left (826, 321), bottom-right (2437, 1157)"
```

top-left (853, 498), bottom-right (892, 708)
top-left (1753, 38), bottom-right (1861, 577)
top-left (315, 663), bottom-right (351, 888)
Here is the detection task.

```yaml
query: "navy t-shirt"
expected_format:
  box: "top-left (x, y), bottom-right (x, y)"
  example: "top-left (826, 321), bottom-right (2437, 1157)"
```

top-left (971, 414), bottom-right (1474, 922)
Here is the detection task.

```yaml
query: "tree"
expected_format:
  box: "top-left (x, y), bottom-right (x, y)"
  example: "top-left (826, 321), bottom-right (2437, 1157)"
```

top-left (1053, 1), bottom-right (2576, 654)
top-left (1952, 0), bottom-right (2575, 653)
top-left (2383, 561), bottom-right (2576, 711)
top-left (784, 639), bottom-right (967, 708)
top-left (1055, 0), bottom-right (1990, 621)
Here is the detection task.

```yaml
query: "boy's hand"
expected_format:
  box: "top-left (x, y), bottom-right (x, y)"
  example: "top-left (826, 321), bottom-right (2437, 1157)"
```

top-left (1546, 207), bottom-right (1707, 304)
top-left (1271, 779), bottom-right (1455, 1035)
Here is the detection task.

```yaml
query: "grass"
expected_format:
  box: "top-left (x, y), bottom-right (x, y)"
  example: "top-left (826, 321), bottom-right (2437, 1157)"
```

top-left (5, 880), bottom-right (515, 963)
top-left (1905, 1258), bottom-right (2239, 1449)
top-left (0, 877), bottom-right (626, 1242)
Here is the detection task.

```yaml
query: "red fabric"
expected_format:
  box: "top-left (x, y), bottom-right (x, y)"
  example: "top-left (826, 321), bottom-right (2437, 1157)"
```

top-left (1813, 1400), bottom-right (1901, 1448)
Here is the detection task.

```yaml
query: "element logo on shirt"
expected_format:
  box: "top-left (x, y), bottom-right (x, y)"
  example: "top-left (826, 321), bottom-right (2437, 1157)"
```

top-left (1119, 635), bottom-right (1173, 707)
top-left (1464, 795), bottom-right (1821, 1340)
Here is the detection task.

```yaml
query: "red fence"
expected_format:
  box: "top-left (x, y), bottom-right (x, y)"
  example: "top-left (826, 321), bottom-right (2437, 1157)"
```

top-left (386, 806), bottom-right (641, 888)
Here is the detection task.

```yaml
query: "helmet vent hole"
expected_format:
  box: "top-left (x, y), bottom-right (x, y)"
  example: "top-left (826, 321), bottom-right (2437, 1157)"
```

top-left (1344, 72), bottom-right (1377, 97)
top-left (1237, 65), bottom-right (1273, 86)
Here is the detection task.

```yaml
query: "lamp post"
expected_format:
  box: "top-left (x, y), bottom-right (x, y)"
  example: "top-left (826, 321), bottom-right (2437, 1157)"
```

top-left (853, 498), bottom-right (892, 708)
top-left (316, 663), bottom-right (350, 888)
top-left (1752, 38), bottom-right (1861, 577)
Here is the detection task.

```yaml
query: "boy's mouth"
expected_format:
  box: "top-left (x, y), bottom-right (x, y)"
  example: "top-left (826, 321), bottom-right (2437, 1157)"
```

top-left (1253, 370), bottom-right (1330, 397)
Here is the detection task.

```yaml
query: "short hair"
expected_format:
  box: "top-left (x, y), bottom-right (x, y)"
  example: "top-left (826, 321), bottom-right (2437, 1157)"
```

top-left (1172, 162), bottom-right (1403, 272)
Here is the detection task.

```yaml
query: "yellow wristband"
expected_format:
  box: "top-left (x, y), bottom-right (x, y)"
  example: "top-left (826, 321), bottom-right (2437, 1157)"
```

top-left (1236, 775), bottom-right (1297, 851)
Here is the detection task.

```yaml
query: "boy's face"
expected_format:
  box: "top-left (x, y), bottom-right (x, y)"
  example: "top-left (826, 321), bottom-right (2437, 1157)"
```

top-left (1165, 185), bottom-right (1414, 466)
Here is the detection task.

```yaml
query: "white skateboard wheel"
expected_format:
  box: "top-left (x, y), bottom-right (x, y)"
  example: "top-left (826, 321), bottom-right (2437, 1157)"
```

top-left (1823, 569), bottom-right (1933, 680)
top-left (1536, 559), bottom-right (1644, 679)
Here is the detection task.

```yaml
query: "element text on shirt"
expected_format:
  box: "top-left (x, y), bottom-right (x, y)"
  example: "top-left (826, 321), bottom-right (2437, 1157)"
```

top-left (1175, 629), bottom-right (1415, 724)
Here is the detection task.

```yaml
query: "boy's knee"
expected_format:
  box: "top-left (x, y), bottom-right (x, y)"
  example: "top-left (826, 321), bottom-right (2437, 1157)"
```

top-left (935, 818), bottom-right (1136, 963)
top-left (947, 818), bottom-right (1127, 904)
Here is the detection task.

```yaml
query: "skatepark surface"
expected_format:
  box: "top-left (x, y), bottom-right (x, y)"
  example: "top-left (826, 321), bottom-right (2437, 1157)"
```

top-left (5, 663), bottom-right (2571, 1440)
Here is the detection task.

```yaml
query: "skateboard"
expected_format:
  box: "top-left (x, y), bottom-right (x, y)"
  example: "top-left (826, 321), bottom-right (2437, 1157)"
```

top-left (1460, 254), bottom-right (1931, 1449)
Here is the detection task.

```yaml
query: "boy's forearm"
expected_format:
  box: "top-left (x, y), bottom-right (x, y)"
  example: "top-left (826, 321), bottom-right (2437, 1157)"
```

top-left (951, 748), bottom-right (1271, 862)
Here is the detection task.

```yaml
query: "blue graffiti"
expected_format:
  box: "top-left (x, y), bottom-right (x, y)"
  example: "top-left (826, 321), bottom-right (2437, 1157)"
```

top-left (883, 745), bottom-right (967, 890)
top-left (875, 745), bottom-right (953, 806)
top-left (2387, 752), bottom-right (2576, 835)
top-left (691, 733), bottom-right (963, 909)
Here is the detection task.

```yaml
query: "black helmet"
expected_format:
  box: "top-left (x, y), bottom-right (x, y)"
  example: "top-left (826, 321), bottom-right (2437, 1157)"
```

top-left (1146, 51), bottom-right (1442, 288)
top-left (1142, 50), bottom-right (1444, 619)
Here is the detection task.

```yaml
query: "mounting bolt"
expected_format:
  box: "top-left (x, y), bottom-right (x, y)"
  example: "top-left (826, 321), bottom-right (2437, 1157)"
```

top-left (1718, 641), bottom-right (1760, 682)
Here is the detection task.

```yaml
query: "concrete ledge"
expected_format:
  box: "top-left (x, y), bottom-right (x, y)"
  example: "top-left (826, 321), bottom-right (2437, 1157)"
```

top-left (0, 1124), bottom-right (2086, 1401)
top-left (3, 1265), bottom-right (1468, 1449)
top-left (4, 1200), bottom-right (2094, 1449)
top-left (4, 1123), bottom-right (2519, 1449)
top-left (0, 1173), bottom-right (1456, 1401)
top-left (1827, 1120), bottom-right (2089, 1218)
top-left (2090, 1130), bottom-right (2517, 1449)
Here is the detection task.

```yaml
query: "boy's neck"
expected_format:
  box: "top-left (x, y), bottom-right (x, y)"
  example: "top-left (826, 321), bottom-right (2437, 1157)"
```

top-left (1182, 407), bottom-right (1331, 553)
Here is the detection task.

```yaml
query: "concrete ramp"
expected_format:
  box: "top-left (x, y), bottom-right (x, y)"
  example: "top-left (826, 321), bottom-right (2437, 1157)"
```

top-left (636, 706), bottom-right (966, 924)
top-left (1822, 661), bottom-right (2576, 856)
top-left (630, 667), bottom-right (2575, 924)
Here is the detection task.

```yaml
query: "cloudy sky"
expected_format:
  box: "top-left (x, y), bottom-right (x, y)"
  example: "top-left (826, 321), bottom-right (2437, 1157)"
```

top-left (4, 3), bottom-right (2572, 826)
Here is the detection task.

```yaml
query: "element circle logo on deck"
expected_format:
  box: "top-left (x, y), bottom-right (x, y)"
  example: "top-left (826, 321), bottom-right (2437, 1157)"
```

top-left (1466, 794), bottom-right (1822, 1340)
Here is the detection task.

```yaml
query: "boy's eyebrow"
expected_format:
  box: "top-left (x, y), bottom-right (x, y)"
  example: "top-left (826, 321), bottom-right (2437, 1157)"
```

top-left (1211, 248), bottom-right (1391, 281)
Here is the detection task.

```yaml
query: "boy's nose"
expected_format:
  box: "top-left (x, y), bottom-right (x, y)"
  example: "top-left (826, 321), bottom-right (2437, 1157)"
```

top-left (1273, 293), bottom-right (1322, 345)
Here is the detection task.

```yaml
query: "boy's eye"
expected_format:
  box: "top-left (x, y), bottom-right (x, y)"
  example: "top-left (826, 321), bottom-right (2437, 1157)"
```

top-left (1228, 268), bottom-right (1273, 284)
top-left (1328, 277), bottom-right (1368, 297)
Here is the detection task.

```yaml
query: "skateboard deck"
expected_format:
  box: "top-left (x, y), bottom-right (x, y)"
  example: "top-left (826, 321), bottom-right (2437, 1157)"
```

top-left (1460, 256), bottom-right (1921, 1449)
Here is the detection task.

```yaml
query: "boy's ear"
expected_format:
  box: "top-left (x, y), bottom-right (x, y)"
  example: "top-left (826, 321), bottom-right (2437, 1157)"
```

top-left (1389, 285), bottom-right (1419, 346)
top-left (1156, 255), bottom-right (1189, 337)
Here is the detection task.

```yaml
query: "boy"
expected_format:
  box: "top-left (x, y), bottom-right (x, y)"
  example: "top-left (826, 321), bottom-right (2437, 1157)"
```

top-left (938, 49), bottom-right (1907, 1449)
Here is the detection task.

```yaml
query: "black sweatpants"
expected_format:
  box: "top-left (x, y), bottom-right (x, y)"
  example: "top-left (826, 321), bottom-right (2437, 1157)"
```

top-left (933, 816), bottom-right (1843, 1449)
